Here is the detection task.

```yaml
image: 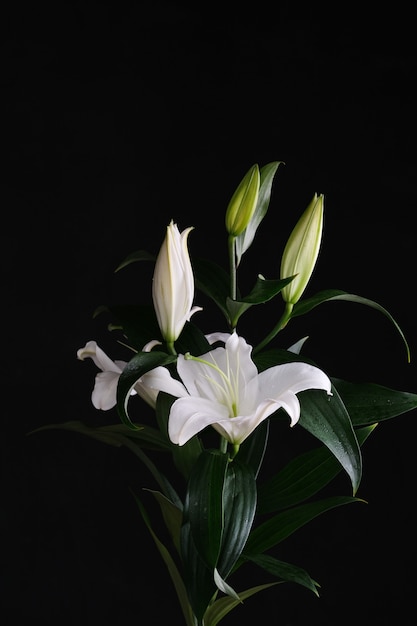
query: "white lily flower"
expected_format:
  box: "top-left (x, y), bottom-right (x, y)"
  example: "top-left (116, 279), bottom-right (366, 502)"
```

top-left (77, 340), bottom-right (187, 411)
top-left (168, 332), bottom-right (332, 446)
top-left (152, 220), bottom-right (202, 345)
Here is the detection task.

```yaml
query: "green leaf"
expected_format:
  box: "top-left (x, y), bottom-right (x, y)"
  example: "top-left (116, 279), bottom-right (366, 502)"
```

top-left (292, 289), bottom-right (411, 362)
top-left (155, 391), bottom-right (203, 481)
top-left (217, 458), bottom-right (257, 578)
top-left (108, 304), bottom-right (162, 351)
top-left (332, 378), bottom-right (417, 426)
top-left (226, 275), bottom-right (295, 327)
top-left (257, 425), bottom-right (376, 515)
top-left (29, 420), bottom-right (182, 506)
top-left (180, 518), bottom-right (218, 622)
top-left (235, 161), bottom-right (284, 265)
top-left (116, 350), bottom-right (177, 429)
top-left (146, 489), bottom-right (183, 554)
top-left (114, 249), bottom-right (155, 272)
top-left (193, 257), bottom-right (232, 320)
top-left (243, 495), bottom-right (364, 557)
top-left (131, 492), bottom-right (196, 626)
top-left (185, 450), bottom-right (229, 570)
top-left (237, 418), bottom-right (269, 479)
top-left (253, 346), bottom-right (319, 372)
top-left (175, 320), bottom-right (212, 356)
top-left (252, 348), bottom-right (363, 494)
top-left (298, 385), bottom-right (362, 495)
top-left (244, 553), bottom-right (320, 595)
top-left (203, 582), bottom-right (280, 626)
top-left (30, 420), bottom-right (171, 450)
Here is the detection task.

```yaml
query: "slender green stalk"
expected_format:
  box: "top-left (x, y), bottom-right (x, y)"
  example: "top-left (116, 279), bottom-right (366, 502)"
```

top-left (252, 301), bottom-right (294, 355)
top-left (167, 340), bottom-right (177, 356)
top-left (228, 234), bottom-right (237, 301)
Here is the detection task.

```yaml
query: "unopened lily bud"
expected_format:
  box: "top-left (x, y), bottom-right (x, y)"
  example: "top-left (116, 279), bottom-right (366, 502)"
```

top-left (152, 220), bottom-right (202, 345)
top-left (280, 193), bottom-right (324, 305)
top-left (225, 164), bottom-right (260, 236)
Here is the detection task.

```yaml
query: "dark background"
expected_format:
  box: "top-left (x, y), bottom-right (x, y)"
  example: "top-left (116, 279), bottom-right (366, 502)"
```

top-left (3, 2), bottom-right (416, 624)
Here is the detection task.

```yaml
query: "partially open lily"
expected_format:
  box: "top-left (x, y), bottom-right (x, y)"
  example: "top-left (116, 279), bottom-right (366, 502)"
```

top-left (77, 340), bottom-right (187, 410)
top-left (168, 332), bottom-right (332, 447)
top-left (152, 220), bottom-right (202, 349)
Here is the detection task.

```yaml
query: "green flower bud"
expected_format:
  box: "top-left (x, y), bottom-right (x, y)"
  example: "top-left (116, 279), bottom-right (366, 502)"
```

top-left (280, 193), bottom-right (324, 305)
top-left (225, 164), bottom-right (260, 236)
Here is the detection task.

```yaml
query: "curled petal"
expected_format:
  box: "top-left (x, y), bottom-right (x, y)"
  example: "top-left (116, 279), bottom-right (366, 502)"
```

top-left (168, 397), bottom-right (229, 445)
top-left (92, 371), bottom-right (121, 410)
top-left (77, 340), bottom-right (122, 374)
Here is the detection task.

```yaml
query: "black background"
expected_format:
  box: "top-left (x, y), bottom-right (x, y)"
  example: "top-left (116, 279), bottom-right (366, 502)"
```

top-left (3, 2), bottom-right (416, 625)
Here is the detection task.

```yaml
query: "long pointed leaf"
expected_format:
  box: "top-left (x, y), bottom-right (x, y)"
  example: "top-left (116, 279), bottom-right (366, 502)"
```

top-left (131, 492), bottom-right (195, 626)
top-left (298, 385), bottom-right (362, 495)
top-left (226, 275), bottom-right (294, 327)
top-left (185, 450), bottom-right (229, 569)
top-left (244, 553), bottom-right (319, 595)
top-left (257, 425), bottom-right (376, 514)
top-left (203, 582), bottom-right (280, 626)
top-left (235, 161), bottom-right (284, 265)
top-left (332, 378), bottom-right (417, 425)
top-left (292, 289), bottom-right (410, 361)
top-left (237, 418), bottom-right (269, 479)
top-left (116, 350), bottom-right (177, 429)
top-left (217, 458), bottom-right (257, 578)
top-left (243, 495), bottom-right (364, 557)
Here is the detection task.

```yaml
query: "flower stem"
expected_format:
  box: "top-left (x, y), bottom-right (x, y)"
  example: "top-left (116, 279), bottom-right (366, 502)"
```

top-left (252, 301), bottom-right (294, 355)
top-left (228, 234), bottom-right (237, 301)
top-left (167, 341), bottom-right (177, 356)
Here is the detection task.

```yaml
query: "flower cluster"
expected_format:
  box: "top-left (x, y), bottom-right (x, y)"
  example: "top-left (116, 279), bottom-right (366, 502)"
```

top-left (45, 162), bottom-right (416, 626)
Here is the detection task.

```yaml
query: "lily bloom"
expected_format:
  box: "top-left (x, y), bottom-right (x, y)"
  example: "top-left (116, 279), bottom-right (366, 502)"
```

top-left (168, 332), bottom-right (332, 446)
top-left (77, 340), bottom-right (187, 410)
top-left (152, 220), bottom-right (202, 346)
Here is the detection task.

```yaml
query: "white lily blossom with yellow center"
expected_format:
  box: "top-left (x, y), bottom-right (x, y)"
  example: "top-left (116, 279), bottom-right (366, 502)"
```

top-left (168, 332), bottom-right (332, 446)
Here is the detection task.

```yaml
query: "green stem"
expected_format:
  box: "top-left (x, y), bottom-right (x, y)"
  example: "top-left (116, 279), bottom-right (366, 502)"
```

top-left (228, 234), bottom-right (237, 301)
top-left (167, 340), bottom-right (177, 356)
top-left (220, 437), bottom-right (228, 454)
top-left (252, 301), bottom-right (294, 355)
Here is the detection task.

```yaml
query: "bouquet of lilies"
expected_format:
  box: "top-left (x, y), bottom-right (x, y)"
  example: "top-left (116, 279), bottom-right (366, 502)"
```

top-left (41, 162), bottom-right (417, 625)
